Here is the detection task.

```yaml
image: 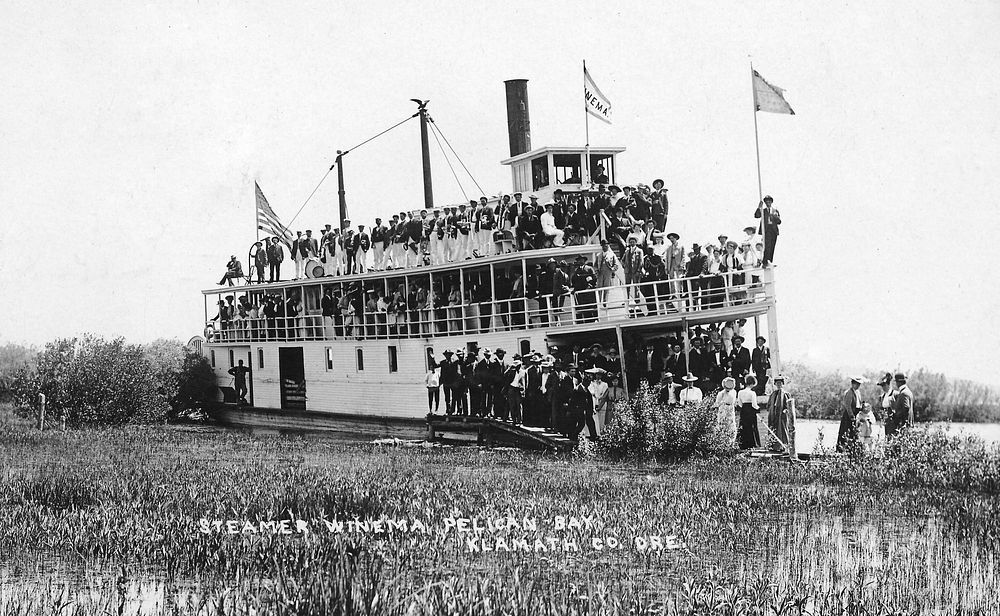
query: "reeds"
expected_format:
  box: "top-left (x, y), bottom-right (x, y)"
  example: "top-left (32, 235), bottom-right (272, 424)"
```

top-left (0, 420), bottom-right (997, 614)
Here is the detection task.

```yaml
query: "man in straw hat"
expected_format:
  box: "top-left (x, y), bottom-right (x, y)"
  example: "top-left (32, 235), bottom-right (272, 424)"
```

top-left (885, 372), bottom-right (914, 437)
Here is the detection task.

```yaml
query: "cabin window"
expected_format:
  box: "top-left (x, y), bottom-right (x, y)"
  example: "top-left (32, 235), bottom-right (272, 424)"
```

top-left (590, 154), bottom-right (614, 183)
top-left (356, 348), bottom-right (364, 371)
top-left (257, 348), bottom-right (264, 369)
top-left (388, 346), bottom-right (398, 373)
top-left (304, 285), bottom-right (321, 312)
top-left (325, 347), bottom-right (334, 371)
top-left (553, 154), bottom-right (583, 184)
top-left (210, 350), bottom-right (216, 368)
top-left (519, 338), bottom-right (531, 357)
top-left (531, 155), bottom-right (549, 190)
top-left (425, 347), bottom-right (435, 370)
top-left (228, 349), bottom-right (235, 367)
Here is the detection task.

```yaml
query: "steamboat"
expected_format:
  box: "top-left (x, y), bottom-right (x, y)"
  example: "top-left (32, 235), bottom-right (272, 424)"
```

top-left (197, 78), bottom-right (782, 439)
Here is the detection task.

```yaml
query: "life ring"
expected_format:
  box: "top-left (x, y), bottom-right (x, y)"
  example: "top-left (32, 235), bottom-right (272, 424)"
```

top-left (304, 257), bottom-right (324, 278)
top-left (204, 324), bottom-right (215, 341)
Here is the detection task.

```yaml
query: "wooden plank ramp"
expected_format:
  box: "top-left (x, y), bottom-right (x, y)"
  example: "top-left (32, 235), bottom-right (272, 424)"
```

top-left (426, 415), bottom-right (576, 452)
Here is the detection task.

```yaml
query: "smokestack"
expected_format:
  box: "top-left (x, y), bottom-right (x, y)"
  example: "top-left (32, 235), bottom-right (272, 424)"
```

top-left (504, 79), bottom-right (531, 157)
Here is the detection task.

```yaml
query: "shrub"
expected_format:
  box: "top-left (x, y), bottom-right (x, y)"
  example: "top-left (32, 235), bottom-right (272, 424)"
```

top-left (10, 335), bottom-right (169, 425)
top-left (143, 338), bottom-right (216, 418)
top-left (600, 381), bottom-right (737, 461)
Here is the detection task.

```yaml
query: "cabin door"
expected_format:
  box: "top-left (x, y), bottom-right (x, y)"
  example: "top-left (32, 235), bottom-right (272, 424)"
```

top-left (278, 347), bottom-right (306, 410)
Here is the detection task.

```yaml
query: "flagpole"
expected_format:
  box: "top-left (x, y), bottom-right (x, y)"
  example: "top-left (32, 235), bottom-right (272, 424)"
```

top-left (750, 61), bottom-right (763, 204)
top-left (584, 59), bottom-right (591, 185)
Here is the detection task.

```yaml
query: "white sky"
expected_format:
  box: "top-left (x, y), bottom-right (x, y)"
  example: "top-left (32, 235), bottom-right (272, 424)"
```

top-left (1, 1), bottom-right (998, 383)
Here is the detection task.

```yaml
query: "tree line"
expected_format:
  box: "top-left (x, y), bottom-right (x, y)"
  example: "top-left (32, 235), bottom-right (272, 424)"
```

top-left (0, 337), bottom-right (215, 424)
top-left (783, 362), bottom-right (1000, 423)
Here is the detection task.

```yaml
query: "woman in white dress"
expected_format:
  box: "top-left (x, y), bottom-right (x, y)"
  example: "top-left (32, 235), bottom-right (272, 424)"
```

top-left (679, 374), bottom-right (703, 404)
top-left (588, 373), bottom-right (610, 435)
top-left (540, 203), bottom-right (565, 247)
top-left (713, 376), bottom-right (738, 446)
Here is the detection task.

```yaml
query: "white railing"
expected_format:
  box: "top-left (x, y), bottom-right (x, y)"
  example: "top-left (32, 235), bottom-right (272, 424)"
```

top-left (205, 268), bottom-right (772, 343)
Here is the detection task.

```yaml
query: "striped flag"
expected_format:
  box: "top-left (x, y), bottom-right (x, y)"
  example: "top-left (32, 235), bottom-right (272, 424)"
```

top-left (753, 70), bottom-right (795, 115)
top-left (255, 182), bottom-right (294, 247)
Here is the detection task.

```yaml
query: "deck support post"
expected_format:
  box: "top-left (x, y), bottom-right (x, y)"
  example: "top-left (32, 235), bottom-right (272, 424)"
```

top-left (761, 268), bottom-right (782, 375)
top-left (682, 317), bottom-right (691, 379)
top-left (614, 324), bottom-right (629, 398)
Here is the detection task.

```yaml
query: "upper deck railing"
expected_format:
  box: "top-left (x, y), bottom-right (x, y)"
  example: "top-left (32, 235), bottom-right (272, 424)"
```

top-left (205, 267), bottom-right (774, 344)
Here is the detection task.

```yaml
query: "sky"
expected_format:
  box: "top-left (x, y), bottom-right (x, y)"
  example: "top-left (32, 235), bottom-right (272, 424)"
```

top-left (1, 1), bottom-right (998, 383)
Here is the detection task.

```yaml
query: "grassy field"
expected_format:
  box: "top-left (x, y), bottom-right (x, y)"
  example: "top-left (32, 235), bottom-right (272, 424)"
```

top-left (0, 411), bottom-right (998, 615)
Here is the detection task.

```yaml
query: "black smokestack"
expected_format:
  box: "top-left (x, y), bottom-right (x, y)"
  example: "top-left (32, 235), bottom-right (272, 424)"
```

top-left (504, 79), bottom-right (531, 157)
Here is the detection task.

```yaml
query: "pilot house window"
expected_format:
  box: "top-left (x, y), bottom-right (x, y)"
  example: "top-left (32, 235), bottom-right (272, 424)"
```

top-left (531, 156), bottom-right (549, 191)
top-left (553, 154), bottom-right (582, 184)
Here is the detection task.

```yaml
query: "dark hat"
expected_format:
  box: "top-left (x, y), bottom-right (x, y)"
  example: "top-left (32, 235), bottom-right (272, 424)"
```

top-left (773, 374), bottom-right (786, 382)
top-left (894, 372), bottom-right (907, 382)
top-left (574, 254), bottom-right (587, 261)
top-left (732, 335), bottom-right (745, 343)
top-left (608, 185), bottom-right (621, 193)
top-left (652, 179), bottom-right (665, 189)
top-left (666, 232), bottom-right (680, 240)
top-left (553, 188), bottom-right (564, 195)
top-left (600, 239), bottom-right (609, 245)
top-left (692, 242), bottom-right (701, 249)
top-left (877, 372), bottom-right (893, 385)
top-left (743, 226), bottom-right (756, 234)
top-left (756, 336), bottom-right (766, 342)
top-left (443, 350), bottom-right (454, 356)
top-left (763, 195), bottom-right (773, 202)
top-left (495, 349), bottom-right (506, 355)
top-left (479, 196), bottom-right (488, 201)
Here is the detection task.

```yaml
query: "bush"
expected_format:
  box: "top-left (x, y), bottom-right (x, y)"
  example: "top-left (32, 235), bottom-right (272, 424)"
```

top-left (10, 335), bottom-right (169, 425)
top-left (0, 343), bottom-right (36, 402)
top-left (142, 338), bottom-right (217, 418)
top-left (600, 381), bottom-right (737, 460)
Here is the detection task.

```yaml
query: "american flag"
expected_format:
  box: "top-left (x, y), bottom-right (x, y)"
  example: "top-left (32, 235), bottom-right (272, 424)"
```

top-left (255, 182), bottom-right (294, 247)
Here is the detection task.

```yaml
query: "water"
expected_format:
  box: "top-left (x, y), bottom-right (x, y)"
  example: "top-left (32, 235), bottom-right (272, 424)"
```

top-left (794, 419), bottom-right (1000, 452)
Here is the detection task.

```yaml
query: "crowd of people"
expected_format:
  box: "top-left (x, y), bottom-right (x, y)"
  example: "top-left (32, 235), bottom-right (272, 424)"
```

top-left (217, 187), bottom-right (782, 286)
top-left (424, 344), bottom-right (627, 443)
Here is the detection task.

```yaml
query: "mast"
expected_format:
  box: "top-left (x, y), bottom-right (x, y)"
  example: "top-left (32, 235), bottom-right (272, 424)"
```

top-left (335, 151), bottom-right (347, 230)
top-left (414, 100), bottom-right (434, 209)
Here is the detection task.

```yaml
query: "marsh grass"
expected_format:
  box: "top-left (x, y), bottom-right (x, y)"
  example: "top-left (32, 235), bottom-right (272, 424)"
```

top-left (0, 421), bottom-right (997, 614)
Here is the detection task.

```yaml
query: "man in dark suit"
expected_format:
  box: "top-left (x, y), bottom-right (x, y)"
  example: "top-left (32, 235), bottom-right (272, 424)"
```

top-left (886, 372), bottom-right (915, 437)
top-left (727, 335), bottom-right (752, 386)
top-left (753, 195), bottom-right (781, 266)
top-left (516, 204), bottom-right (542, 251)
top-left (251, 242), bottom-right (267, 283)
top-left (438, 350), bottom-right (459, 415)
top-left (685, 244), bottom-right (707, 309)
top-left (751, 336), bottom-right (771, 396)
top-left (651, 179), bottom-right (668, 230)
top-left (570, 255), bottom-right (597, 323)
top-left (266, 237), bottom-right (284, 282)
top-left (687, 337), bottom-right (714, 391)
top-left (228, 360), bottom-right (251, 405)
top-left (524, 355), bottom-right (544, 426)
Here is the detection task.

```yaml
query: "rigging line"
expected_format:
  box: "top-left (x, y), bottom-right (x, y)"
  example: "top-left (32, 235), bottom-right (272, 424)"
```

top-left (338, 113), bottom-right (419, 159)
top-left (283, 113), bottom-right (418, 232)
top-left (428, 116), bottom-right (485, 196)
top-left (429, 120), bottom-right (468, 202)
top-left (283, 167), bottom-right (334, 231)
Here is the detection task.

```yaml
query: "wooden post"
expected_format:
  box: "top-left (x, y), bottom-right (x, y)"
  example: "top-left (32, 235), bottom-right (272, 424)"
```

top-left (615, 324), bottom-right (629, 398)
top-left (37, 393), bottom-right (45, 430)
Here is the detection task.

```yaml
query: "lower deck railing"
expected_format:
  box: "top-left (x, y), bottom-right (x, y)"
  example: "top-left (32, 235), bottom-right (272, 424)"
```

top-left (206, 268), bottom-right (773, 344)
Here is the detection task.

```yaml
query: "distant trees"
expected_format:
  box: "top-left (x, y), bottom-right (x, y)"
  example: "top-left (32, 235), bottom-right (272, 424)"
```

top-left (0, 343), bottom-right (36, 401)
top-left (784, 361), bottom-right (1000, 423)
top-left (8, 335), bottom-right (215, 426)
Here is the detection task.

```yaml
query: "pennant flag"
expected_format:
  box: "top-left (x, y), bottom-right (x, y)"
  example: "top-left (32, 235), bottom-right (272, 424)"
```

top-left (584, 66), bottom-right (612, 124)
top-left (753, 70), bottom-right (795, 115)
top-left (255, 182), bottom-right (294, 247)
